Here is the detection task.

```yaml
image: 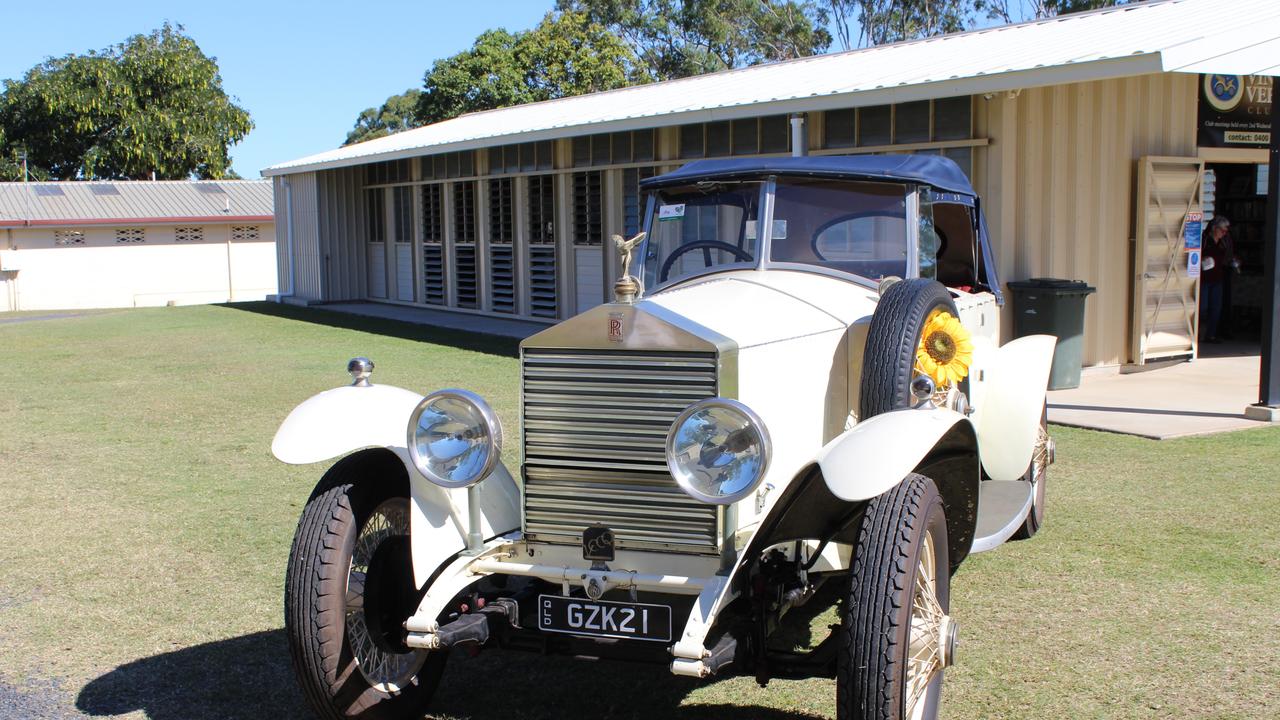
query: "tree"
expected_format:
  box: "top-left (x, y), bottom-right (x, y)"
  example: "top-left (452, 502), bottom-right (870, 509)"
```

top-left (415, 11), bottom-right (640, 126)
top-left (345, 89), bottom-right (423, 146)
top-left (0, 23), bottom-right (252, 180)
top-left (559, 0), bottom-right (832, 80)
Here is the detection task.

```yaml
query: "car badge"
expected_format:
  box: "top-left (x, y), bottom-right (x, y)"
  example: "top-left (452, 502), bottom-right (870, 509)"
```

top-left (608, 312), bottom-right (624, 343)
top-left (582, 524), bottom-right (615, 562)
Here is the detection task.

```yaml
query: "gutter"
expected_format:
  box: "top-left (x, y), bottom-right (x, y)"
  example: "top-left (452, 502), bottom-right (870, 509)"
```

top-left (0, 214), bottom-right (273, 228)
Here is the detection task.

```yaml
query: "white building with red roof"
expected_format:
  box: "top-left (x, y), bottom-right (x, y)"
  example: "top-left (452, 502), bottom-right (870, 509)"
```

top-left (0, 179), bottom-right (275, 311)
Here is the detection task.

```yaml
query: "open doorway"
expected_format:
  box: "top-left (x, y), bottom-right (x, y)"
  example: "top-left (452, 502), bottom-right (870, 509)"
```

top-left (1203, 162), bottom-right (1269, 355)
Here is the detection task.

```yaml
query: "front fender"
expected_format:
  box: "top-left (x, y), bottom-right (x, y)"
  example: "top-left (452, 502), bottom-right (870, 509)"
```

top-left (816, 407), bottom-right (973, 501)
top-left (746, 408), bottom-right (981, 570)
top-left (274, 384), bottom-right (520, 589)
top-left (272, 383), bottom-right (424, 465)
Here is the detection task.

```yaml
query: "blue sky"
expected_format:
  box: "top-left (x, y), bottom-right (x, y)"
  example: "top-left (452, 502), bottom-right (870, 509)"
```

top-left (0, 1), bottom-right (554, 178)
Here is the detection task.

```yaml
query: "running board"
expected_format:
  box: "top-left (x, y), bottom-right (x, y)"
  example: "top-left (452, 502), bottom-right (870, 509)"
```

top-left (969, 480), bottom-right (1033, 553)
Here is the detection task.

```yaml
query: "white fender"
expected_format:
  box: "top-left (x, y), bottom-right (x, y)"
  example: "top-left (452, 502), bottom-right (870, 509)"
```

top-left (972, 334), bottom-right (1056, 481)
top-left (815, 407), bottom-right (972, 501)
top-left (272, 383), bottom-right (425, 465)
top-left (271, 383), bottom-right (521, 589)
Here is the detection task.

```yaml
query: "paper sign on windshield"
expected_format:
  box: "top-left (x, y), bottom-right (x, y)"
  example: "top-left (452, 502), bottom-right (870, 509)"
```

top-left (659, 204), bottom-right (686, 221)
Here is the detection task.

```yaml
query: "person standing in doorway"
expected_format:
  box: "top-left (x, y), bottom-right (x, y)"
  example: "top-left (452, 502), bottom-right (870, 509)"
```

top-left (1200, 215), bottom-right (1238, 344)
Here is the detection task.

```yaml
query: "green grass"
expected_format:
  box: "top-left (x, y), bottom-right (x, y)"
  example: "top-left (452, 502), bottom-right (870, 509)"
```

top-left (1, 303), bottom-right (1276, 719)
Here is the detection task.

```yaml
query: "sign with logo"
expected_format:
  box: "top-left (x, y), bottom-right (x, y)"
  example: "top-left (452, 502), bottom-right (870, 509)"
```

top-left (1198, 74), bottom-right (1273, 148)
top-left (1188, 250), bottom-right (1201, 279)
top-left (1184, 211), bottom-right (1202, 250)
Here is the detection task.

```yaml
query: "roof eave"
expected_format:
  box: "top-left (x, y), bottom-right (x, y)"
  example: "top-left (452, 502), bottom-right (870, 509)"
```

top-left (261, 53), bottom-right (1166, 178)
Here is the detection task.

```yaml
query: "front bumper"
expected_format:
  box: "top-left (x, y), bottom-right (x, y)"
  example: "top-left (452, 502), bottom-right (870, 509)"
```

top-left (401, 535), bottom-right (735, 677)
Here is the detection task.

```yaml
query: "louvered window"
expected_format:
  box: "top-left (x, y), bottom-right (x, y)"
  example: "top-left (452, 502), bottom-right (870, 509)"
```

top-left (453, 182), bottom-right (478, 309)
top-left (366, 189), bottom-right (385, 242)
top-left (527, 174), bottom-right (558, 318)
top-left (489, 178), bottom-right (516, 314)
top-left (572, 171), bottom-right (602, 246)
top-left (421, 184), bottom-right (446, 305)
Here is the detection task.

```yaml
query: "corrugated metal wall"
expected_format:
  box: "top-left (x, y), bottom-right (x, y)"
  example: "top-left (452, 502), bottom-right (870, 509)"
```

top-left (273, 172), bottom-right (323, 301)
top-left (316, 166), bottom-right (368, 302)
top-left (975, 72), bottom-right (1198, 366)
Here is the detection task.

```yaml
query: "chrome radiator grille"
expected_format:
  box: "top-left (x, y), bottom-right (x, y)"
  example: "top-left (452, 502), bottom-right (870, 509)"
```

top-left (521, 348), bottom-right (720, 553)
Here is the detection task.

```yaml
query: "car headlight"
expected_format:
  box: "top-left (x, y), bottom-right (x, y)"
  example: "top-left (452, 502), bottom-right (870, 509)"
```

top-left (407, 389), bottom-right (502, 489)
top-left (666, 398), bottom-right (771, 505)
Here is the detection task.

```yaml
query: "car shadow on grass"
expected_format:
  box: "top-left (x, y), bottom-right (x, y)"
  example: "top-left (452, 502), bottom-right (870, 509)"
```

top-left (221, 301), bottom-right (523, 358)
top-left (75, 628), bottom-right (824, 720)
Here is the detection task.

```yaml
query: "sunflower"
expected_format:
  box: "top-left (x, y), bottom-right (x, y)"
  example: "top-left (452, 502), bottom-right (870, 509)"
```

top-left (916, 310), bottom-right (974, 387)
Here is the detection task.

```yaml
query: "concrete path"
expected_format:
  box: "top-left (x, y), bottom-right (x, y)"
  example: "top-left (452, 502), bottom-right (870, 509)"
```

top-left (315, 302), bottom-right (550, 340)
top-left (1048, 347), bottom-right (1274, 439)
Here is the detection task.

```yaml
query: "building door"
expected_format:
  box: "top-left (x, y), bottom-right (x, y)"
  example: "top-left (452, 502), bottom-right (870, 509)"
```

top-left (488, 178), bottom-right (517, 313)
top-left (452, 181), bottom-right (479, 309)
top-left (421, 184), bottom-right (447, 306)
top-left (572, 170), bottom-right (605, 314)
top-left (527, 174), bottom-right (558, 318)
top-left (388, 186), bottom-right (415, 302)
top-left (1132, 156), bottom-right (1205, 364)
top-left (365, 188), bottom-right (387, 299)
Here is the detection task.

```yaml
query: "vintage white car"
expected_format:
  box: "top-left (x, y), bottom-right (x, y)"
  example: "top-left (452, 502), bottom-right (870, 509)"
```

top-left (273, 155), bottom-right (1055, 720)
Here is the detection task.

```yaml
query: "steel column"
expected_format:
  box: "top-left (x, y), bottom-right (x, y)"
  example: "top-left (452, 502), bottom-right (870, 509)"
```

top-left (1259, 102), bottom-right (1279, 408)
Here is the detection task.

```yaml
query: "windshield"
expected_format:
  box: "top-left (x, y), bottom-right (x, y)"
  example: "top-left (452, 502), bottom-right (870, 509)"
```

top-left (769, 179), bottom-right (909, 281)
top-left (641, 182), bottom-right (761, 288)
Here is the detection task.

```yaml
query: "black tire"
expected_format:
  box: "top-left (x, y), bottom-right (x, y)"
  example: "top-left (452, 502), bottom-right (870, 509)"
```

top-left (1012, 406), bottom-right (1050, 540)
top-left (838, 473), bottom-right (951, 720)
top-left (285, 454), bottom-right (446, 720)
top-left (860, 279), bottom-right (959, 420)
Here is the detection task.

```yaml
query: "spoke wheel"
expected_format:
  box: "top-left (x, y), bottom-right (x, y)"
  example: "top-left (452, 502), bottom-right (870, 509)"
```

top-left (1013, 407), bottom-right (1051, 540)
top-left (839, 473), bottom-right (953, 720)
top-left (346, 498), bottom-right (426, 693)
top-left (285, 452), bottom-right (446, 720)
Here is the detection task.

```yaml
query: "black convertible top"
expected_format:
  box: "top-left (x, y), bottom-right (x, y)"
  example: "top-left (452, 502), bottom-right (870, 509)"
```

top-left (641, 155), bottom-right (977, 196)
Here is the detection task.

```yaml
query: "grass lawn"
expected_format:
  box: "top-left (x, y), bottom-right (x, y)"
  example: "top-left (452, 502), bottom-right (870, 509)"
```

top-left (1, 302), bottom-right (1276, 719)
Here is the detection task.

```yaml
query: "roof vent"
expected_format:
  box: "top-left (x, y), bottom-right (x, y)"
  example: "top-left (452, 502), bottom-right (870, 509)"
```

top-left (89, 185), bottom-right (121, 196)
top-left (33, 186), bottom-right (65, 196)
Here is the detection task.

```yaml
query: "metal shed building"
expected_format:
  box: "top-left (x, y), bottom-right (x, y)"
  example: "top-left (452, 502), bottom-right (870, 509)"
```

top-left (0, 180), bottom-right (276, 310)
top-left (263, 0), bottom-right (1279, 368)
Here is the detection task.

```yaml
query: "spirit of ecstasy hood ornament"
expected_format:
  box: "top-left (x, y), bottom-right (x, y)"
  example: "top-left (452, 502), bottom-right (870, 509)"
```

top-left (612, 231), bottom-right (646, 304)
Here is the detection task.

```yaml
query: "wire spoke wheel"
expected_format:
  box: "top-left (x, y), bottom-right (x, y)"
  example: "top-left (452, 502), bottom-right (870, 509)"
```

top-left (839, 473), bottom-right (954, 720)
top-left (906, 532), bottom-right (953, 719)
top-left (285, 453), bottom-right (446, 720)
top-left (346, 498), bottom-right (426, 693)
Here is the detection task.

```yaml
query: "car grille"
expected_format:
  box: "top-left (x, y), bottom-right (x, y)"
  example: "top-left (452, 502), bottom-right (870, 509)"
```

top-left (521, 348), bottom-right (720, 554)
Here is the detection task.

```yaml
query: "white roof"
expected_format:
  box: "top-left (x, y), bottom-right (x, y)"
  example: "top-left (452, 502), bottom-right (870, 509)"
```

top-left (0, 180), bottom-right (273, 228)
top-left (264, 0), bottom-right (1280, 177)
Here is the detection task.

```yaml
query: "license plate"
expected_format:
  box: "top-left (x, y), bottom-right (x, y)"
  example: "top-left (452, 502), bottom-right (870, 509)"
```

top-left (536, 595), bottom-right (672, 643)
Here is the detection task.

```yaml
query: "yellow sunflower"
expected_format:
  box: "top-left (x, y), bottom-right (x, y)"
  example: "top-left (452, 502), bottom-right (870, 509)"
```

top-left (916, 310), bottom-right (974, 387)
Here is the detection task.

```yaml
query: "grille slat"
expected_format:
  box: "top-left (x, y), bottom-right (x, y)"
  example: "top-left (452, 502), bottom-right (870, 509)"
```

top-left (522, 348), bottom-right (719, 553)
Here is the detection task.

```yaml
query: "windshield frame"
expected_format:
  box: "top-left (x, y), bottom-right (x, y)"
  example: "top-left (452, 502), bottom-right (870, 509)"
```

top-left (639, 179), bottom-right (770, 292)
top-left (640, 174), bottom-right (930, 295)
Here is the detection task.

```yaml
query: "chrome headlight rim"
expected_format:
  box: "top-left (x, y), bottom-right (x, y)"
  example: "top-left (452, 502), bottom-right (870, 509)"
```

top-left (665, 397), bottom-right (772, 505)
top-left (406, 388), bottom-right (502, 489)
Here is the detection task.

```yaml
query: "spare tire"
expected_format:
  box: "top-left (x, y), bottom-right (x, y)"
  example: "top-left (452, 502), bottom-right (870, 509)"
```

top-left (859, 278), bottom-right (959, 421)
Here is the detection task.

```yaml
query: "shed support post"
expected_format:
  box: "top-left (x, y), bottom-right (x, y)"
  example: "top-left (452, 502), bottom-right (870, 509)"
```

top-left (1247, 103), bottom-right (1280, 420)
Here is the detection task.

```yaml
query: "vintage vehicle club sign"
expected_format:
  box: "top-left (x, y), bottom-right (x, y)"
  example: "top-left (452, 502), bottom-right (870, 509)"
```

top-left (1198, 74), bottom-right (1274, 147)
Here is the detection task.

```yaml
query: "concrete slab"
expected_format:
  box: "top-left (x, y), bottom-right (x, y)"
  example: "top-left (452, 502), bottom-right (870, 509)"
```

top-left (314, 302), bottom-right (550, 340)
top-left (1047, 349), bottom-right (1275, 439)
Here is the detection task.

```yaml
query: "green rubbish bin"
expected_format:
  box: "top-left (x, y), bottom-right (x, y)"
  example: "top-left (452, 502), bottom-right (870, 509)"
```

top-left (1006, 278), bottom-right (1096, 390)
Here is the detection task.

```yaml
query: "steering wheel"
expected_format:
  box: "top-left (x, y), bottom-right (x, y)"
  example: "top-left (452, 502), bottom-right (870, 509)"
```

top-left (659, 241), bottom-right (753, 282)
